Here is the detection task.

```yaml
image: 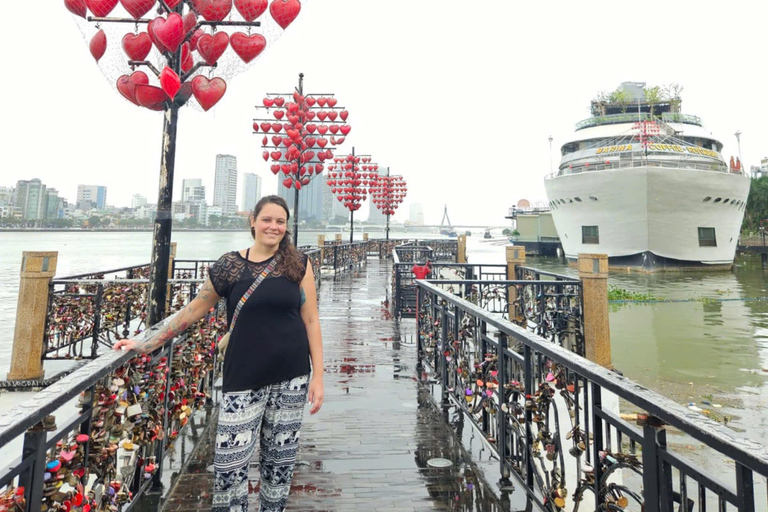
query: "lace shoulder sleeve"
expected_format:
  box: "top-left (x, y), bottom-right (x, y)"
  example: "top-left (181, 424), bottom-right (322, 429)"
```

top-left (208, 252), bottom-right (240, 299)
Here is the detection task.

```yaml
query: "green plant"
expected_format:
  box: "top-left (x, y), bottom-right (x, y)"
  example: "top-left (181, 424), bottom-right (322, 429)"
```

top-left (511, 229), bottom-right (520, 237)
top-left (607, 285), bottom-right (663, 302)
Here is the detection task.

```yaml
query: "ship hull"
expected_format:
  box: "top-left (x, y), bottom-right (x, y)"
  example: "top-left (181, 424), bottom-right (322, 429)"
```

top-left (544, 167), bottom-right (749, 271)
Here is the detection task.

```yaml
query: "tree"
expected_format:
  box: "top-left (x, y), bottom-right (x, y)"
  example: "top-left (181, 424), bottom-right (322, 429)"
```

top-left (644, 85), bottom-right (663, 117)
top-left (743, 176), bottom-right (768, 233)
top-left (662, 83), bottom-right (684, 113)
top-left (609, 88), bottom-right (631, 113)
top-left (87, 216), bottom-right (102, 228)
top-left (208, 215), bottom-right (221, 228)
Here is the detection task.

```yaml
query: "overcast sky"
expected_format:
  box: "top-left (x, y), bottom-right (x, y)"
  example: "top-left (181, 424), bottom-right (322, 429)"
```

top-left (2, 1), bottom-right (767, 225)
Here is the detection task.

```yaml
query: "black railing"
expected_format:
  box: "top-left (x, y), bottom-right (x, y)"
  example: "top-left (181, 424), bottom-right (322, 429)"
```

top-left (416, 281), bottom-right (768, 512)
top-left (0, 306), bottom-right (223, 512)
top-left (319, 242), bottom-right (368, 273)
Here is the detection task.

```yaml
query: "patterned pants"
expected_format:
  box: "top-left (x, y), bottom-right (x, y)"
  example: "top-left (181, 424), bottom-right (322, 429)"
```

top-left (213, 375), bottom-right (309, 512)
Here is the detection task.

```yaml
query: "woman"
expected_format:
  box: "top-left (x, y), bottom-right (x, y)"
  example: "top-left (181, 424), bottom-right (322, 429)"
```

top-left (114, 195), bottom-right (324, 512)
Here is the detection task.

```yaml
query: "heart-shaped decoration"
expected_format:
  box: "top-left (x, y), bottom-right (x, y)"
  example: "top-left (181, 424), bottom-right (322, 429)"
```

top-left (160, 66), bottom-right (181, 99)
top-left (273, 110), bottom-right (284, 120)
top-left (340, 110), bottom-right (349, 121)
top-left (166, 0), bottom-right (182, 5)
top-left (230, 32), bottom-right (265, 63)
top-left (134, 83), bottom-right (168, 110)
top-left (262, 151), bottom-right (269, 161)
top-left (120, 0), bottom-right (155, 19)
top-left (327, 98), bottom-right (338, 107)
top-left (153, 13), bottom-right (184, 52)
top-left (270, 164), bottom-right (280, 174)
top-left (327, 111), bottom-right (338, 121)
top-left (271, 135), bottom-right (282, 145)
top-left (305, 123), bottom-right (316, 133)
top-left (316, 111), bottom-right (327, 121)
top-left (85, 0), bottom-right (118, 17)
top-left (197, 32), bottom-right (229, 65)
top-left (122, 32), bottom-right (152, 61)
top-left (317, 138), bottom-right (328, 148)
top-left (199, 0), bottom-right (232, 21)
top-left (340, 125), bottom-right (351, 135)
top-left (329, 124), bottom-right (339, 134)
top-left (234, 0), bottom-right (267, 21)
top-left (260, 122), bottom-right (271, 132)
top-left (191, 75), bottom-right (226, 111)
top-left (273, 97), bottom-right (285, 107)
top-left (263, 98), bottom-right (274, 107)
top-left (283, 177), bottom-right (293, 188)
top-left (64, 0), bottom-right (87, 18)
top-left (183, 11), bottom-right (198, 35)
top-left (271, 123), bottom-right (282, 132)
top-left (270, 151), bottom-right (282, 160)
top-left (300, 177), bottom-right (310, 185)
top-left (181, 42), bottom-right (194, 72)
top-left (317, 125), bottom-right (328, 135)
top-left (305, 97), bottom-right (316, 107)
top-left (305, 110), bottom-right (315, 120)
top-left (147, 18), bottom-right (169, 52)
top-left (89, 30), bottom-right (107, 62)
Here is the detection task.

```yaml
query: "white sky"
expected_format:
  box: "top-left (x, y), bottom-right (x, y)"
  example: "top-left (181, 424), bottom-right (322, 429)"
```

top-left (2, 1), bottom-right (767, 225)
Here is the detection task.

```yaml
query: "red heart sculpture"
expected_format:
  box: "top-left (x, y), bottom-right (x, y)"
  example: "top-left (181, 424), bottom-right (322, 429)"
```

top-left (234, 0), bottom-right (267, 21)
top-left (153, 13), bottom-right (184, 52)
top-left (273, 97), bottom-right (285, 107)
top-left (271, 123), bottom-right (282, 132)
top-left (166, 0), bottom-right (182, 5)
top-left (305, 97), bottom-right (316, 107)
top-left (122, 32), bottom-right (152, 61)
top-left (327, 98), bottom-right (338, 107)
top-left (262, 151), bottom-right (269, 161)
top-left (317, 138), bottom-right (328, 148)
top-left (340, 110), bottom-right (349, 121)
top-left (271, 136), bottom-right (282, 145)
top-left (271, 151), bottom-right (282, 160)
top-left (85, 0), bottom-right (118, 17)
top-left (317, 97), bottom-right (327, 107)
top-left (191, 76), bottom-right (226, 111)
top-left (230, 32), bottom-right (266, 63)
top-left (263, 98), bottom-right (274, 107)
top-left (273, 110), bottom-right (284, 120)
top-left (135, 83), bottom-right (168, 110)
top-left (270, 164), bottom-right (280, 174)
top-left (64, 0), bottom-right (87, 18)
top-left (199, 0), bottom-right (232, 21)
top-left (340, 125), bottom-right (351, 135)
top-left (305, 123), bottom-right (316, 133)
top-left (329, 125), bottom-right (339, 134)
top-left (183, 11), bottom-right (198, 35)
top-left (317, 125), bottom-right (328, 135)
top-left (283, 177), bottom-right (293, 188)
top-left (120, 0), bottom-right (155, 19)
top-left (116, 71), bottom-right (149, 105)
top-left (197, 32), bottom-right (229, 65)
top-left (188, 28), bottom-right (204, 49)
top-left (160, 66), bottom-right (181, 99)
top-left (90, 30), bottom-right (107, 62)
top-left (327, 111), bottom-right (338, 121)
top-left (181, 42), bottom-right (194, 72)
top-left (148, 18), bottom-right (169, 52)
top-left (260, 122), bottom-right (271, 132)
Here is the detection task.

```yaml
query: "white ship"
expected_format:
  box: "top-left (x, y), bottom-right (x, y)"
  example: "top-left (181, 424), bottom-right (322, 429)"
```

top-left (544, 82), bottom-right (750, 271)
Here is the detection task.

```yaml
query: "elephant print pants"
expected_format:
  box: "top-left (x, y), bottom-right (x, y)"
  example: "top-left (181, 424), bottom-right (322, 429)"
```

top-left (213, 375), bottom-right (309, 512)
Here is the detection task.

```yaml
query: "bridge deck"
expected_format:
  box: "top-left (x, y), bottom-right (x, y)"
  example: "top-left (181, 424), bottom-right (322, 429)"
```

top-left (157, 258), bottom-right (518, 512)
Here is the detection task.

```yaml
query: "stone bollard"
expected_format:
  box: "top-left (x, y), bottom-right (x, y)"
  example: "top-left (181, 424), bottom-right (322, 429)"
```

top-left (7, 252), bottom-right (58, 381)
top-left (506, 245), bottom-right (526, 323)
top-left (457, 234), bottom-right (467, 263)
top-left (317, 234), bottom-right (326, 264)
top-left (335, 233), bottom-right (342, 243)
top-left (578, 253), bottom-right (612, 368)
top-left (363, 233), bottom-right (369, 242)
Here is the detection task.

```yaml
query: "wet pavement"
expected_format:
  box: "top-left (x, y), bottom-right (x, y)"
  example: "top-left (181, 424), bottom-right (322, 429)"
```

top-left (159, 259), bottom-right (526, 512)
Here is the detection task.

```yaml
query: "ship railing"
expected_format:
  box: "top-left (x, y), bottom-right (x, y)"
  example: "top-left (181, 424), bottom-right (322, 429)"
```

top-left (575, 112), bottom-right (702, 130)
top-left (548, 157), bottom-right (733, 179)
top-left (416, 280), bottom-right (768, 512)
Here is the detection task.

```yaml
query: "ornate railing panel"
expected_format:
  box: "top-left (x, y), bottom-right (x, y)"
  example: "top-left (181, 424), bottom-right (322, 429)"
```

top-left (416, 282), bottom-right (768, 512)
top-left (0, 305), bottom-right (224, 512)
top-left (319, 242), bottom-right (368, 272)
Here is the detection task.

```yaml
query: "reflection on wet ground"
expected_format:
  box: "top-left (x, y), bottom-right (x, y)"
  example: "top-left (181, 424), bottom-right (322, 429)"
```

top-left (158, 259), bottom-right (526, 511)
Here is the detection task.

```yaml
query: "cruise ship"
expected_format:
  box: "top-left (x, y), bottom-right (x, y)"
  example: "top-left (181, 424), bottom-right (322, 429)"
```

top-left (544, 82), bottom-right (750, 271)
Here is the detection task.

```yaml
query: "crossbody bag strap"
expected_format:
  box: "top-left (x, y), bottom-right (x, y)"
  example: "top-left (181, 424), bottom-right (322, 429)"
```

top-left (228, 255), bottom-right (279, 334)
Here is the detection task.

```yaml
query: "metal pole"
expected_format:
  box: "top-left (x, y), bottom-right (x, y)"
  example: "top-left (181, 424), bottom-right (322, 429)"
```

top-left (148, 102), bottom-right (179, 326)
top-left (292, 73), bottom-right (304, 247)
top-left (385, 167), bottom-right (390, 241)
top-left (386, 213), bottom-right (390, 241)
top-left (349, 146), bottom-right (355, 244)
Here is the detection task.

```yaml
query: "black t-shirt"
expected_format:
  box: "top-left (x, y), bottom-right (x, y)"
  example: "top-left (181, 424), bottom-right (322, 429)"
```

top-left (209, 251), bottom-right (311, 393)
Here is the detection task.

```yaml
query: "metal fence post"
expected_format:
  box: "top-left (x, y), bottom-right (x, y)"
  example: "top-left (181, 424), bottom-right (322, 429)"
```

top-left (19, 427), bottom-right (46, 512)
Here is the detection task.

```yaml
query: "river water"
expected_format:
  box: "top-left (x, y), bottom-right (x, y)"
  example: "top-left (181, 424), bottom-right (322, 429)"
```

top-left (1, 230), bottom-right (767, 451)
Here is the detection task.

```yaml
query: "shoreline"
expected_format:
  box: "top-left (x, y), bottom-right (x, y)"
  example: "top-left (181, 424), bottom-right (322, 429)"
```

top-left (0, 227), bottom-right (412, 233)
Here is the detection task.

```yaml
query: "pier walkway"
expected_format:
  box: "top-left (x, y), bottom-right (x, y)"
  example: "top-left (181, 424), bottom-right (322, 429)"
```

top-left (157, 258), bottom-right (518, 512)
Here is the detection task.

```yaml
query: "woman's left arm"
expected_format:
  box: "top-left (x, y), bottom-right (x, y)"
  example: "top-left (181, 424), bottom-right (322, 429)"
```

top-left (300, 260), bottom-right (324, 415)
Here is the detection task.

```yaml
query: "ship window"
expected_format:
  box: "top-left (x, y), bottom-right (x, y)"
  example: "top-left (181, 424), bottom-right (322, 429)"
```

top-left (582, 226), bottom-right (599, 244)
top-left (723, 198), bottom-right (730, 204)
top-left (568, 198), bottom-right (573, 203)
top-left (574, 197), bottom-right (582, 202)
top-left (713, 198), bottom-right (722, 203)
top-left (589, 196), bottom-right (598, 201)
top-left (698, 227), bottom-right (717, 247)
top-left (703, 197), bottom-right (711, 202)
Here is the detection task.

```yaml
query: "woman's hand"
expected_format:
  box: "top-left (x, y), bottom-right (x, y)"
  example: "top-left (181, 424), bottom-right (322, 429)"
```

top-left (308, 376), bottom-right (324, 415)
top-left (113, 338), bottom-right (150, 354)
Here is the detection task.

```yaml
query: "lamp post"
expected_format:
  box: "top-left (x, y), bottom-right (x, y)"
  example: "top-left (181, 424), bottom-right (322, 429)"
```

top-left (369, 168), bottom-right (407, 241)
top-left (252, 73), bottom-right (351, 245)
top-left (65, 0), bottom-right (303, 325)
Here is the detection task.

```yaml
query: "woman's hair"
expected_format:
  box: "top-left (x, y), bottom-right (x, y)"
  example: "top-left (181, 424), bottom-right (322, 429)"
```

top-left (250, 195), bottom-right (305, 282)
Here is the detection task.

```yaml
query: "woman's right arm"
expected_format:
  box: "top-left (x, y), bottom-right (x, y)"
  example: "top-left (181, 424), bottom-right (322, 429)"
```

top-left (113, 278), bottom-right (222, 353)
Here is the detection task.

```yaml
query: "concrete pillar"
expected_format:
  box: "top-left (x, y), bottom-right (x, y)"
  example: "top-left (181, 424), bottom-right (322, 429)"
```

top-left (506, 246), bottom-right (526, 323)
top-left (363, 233), bottom-right (369, 242)
top-left (317, 235), bottom-right (326, 263)
top-left (578, 253), bottom-right (612, 368)
top-left (457, 234), bottom-right (467, 263)
top-left (7, 252), bottom-right (58, 381)
top-left (335, 233), bottom-right (342, 243)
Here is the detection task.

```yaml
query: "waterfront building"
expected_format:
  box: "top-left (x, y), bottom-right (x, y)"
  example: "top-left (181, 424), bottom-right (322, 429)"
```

top-left (241, 173), bottom-right (261, 212)
top-left (15, 179), bottom-right (47, 220)
top-left (134, 204), bottom-right (156, 220)
top-left (181, 179), bottom-right (206, 203)
top-left (131, 194), bottom-right (148, 209)
top-left (76, 185), bottom-right (107, 211)
top-left (409, 203), bottom-right (424, 225)
top-left (0, 187), bottom-right (13, 208)
top-left (44, 189), bottom-right (61, 220)
top-left (213, 155), bottom-right (238, 216)
top-left (206, 205), bottom-right (223, 226)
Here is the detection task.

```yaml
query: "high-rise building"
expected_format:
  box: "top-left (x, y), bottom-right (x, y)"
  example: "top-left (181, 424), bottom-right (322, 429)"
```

top-left (76, 185), bottom-right (107, 211)
top-left (241, 173), bottom-right (261, 212)
top-left (131, 194), bottom-right (148, 209)
top-left (409, 203), bottom-right (424, 225)
top-left (44, 188), bottom-right (61, 220)
top-left (182, 179), bottom-right (206, 203)
top-left (0, 187), bottom-right (13, 207)
top-left (368, 195), bottom-right (386, 224)
top-left (15, 179), bottom-right (47, 220)
top-left (278, 176), bottom-right (325, 223)
top-left (213, 155), bottom-right (238, 215)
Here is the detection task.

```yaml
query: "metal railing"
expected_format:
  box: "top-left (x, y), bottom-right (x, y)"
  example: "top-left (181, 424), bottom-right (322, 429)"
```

top-left (549, 157), bottom-right (734, 180)
top-left (575, 112), bottom-right (702, 131)
top-left (416, 281), bottom-right (768, 512)
top-left (391, 241), bottom-right (462, 317)
top-left (0, 306), bottom-right (223, 512)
